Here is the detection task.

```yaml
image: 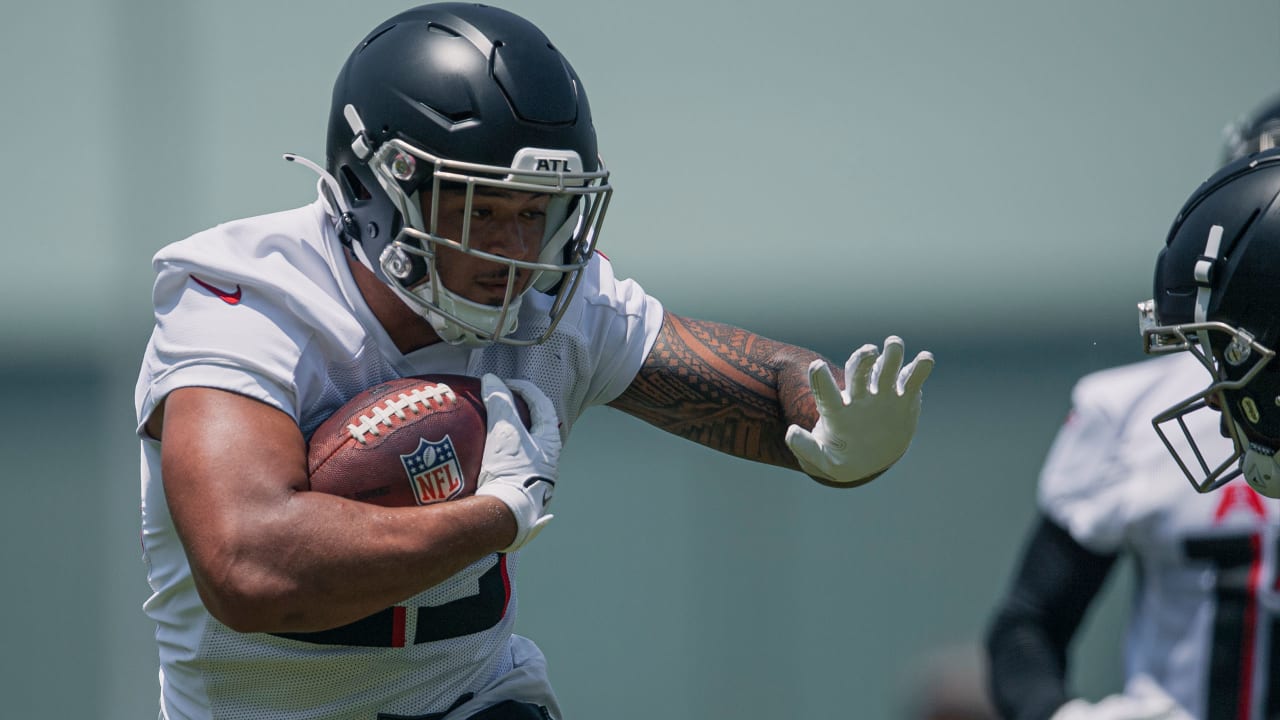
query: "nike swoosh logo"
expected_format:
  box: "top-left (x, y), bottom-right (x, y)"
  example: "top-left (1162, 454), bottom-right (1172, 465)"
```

top-left (189, 275), bottom-right (243, 305)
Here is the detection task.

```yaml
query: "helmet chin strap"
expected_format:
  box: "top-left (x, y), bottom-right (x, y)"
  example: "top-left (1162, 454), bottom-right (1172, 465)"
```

top-left (424, 291), bottom-right (524, 347)
top-left (1243, 445), bottom-right (1280, 497)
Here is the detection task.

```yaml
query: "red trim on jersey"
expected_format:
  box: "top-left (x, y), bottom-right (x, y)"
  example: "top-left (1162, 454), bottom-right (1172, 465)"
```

top-left (1240, 533), bottom-right (1263, 720)
top-left (499, 554), bottom-right (512, 619)
top-left (391, 606), bottom-right (406, 648)
top-left (1214, 483), bottom-right (1266, 524)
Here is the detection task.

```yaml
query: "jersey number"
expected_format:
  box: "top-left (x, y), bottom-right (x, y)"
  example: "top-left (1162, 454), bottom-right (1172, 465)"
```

top-left (1183, 534), bottom-right (1279, 719)
top-left (273, 555), bottom-right (510, 647)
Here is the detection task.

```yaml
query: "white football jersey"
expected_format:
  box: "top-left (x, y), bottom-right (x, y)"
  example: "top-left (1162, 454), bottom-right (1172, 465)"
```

top-left (134, 195), bottom-right (664, 720)
top-left (1039, 353), bottom-right (1280, 719)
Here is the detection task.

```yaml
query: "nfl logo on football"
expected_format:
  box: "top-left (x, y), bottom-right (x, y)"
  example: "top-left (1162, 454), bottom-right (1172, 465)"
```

top-left (400, 436), bottom-right (464, 504)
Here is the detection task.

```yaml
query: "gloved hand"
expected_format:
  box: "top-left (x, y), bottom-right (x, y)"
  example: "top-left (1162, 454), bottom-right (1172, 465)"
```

top-left (784, 336), bottom-right (933, 486)
top-left (476, 374), bottom-right (561, 553)
top-left (1050, 675), bottom-right (1194, 720)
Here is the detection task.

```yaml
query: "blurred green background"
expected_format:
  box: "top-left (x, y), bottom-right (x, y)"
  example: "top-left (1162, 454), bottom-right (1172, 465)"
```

top-left (3, 1), bottom-right (1279, 718)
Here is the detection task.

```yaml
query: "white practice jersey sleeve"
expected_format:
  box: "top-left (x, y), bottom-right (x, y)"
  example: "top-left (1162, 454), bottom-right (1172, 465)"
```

top-left (133, 195), bottom-right (664, 720)
top-left (1038, 353), bottom-right (1280, 719)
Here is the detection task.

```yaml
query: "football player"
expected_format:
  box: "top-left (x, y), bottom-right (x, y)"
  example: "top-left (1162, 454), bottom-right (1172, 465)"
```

top-left (985, 92), bottom-right (1280, 720)
top-left (133, 4), bottom-right (934, 720)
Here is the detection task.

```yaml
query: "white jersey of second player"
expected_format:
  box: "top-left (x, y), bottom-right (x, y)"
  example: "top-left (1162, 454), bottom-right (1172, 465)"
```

top-left (134, 193), bottom-right (664, 720)
top-left (1039, 352), bottom-right (1280, 719)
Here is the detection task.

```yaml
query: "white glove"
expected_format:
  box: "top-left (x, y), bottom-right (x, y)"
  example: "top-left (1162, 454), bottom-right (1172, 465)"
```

top-left (1050, 675), bottom-right (1194, 720)
top-left (784, 336), bottom-right (933, 485)
top-left (476, 374), bottom-right (561, 553)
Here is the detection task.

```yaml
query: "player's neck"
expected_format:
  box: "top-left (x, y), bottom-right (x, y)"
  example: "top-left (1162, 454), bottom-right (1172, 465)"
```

top-left (344, 249), bottom-right (444, 354)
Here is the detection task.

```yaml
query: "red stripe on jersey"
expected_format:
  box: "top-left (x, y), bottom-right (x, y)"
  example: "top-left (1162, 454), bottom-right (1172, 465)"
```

top-left (391, 606), bottom-right (406, 648)
top-left (499, 554), bottom-right (512, 620)
top-left (1213, 484), bottom-right (1266, 524)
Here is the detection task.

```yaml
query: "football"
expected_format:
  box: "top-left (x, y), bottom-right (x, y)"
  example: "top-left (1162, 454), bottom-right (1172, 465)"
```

top-left (306, 374), bottom-right (529, 507)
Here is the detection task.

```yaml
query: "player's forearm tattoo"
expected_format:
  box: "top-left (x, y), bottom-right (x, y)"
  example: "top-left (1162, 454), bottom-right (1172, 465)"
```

top-left (610, 313), bottom-right (830, 469)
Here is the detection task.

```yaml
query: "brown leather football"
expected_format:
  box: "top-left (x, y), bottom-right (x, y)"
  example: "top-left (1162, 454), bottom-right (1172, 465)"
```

top-left (306, 374), bottom-right (528, 507)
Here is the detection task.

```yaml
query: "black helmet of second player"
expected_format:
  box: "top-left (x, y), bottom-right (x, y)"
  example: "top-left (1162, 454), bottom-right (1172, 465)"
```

top-left (326, 3), bottom-right (611, 346)
top-left (1221, 92), bottom-right (1280, 165)
top-left (1141, 149), bottom-right (1280, 497)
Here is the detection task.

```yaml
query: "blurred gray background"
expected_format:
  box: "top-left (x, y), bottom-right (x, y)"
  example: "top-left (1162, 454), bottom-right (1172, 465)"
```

top-left (3, 0), bottom-right (1279, 718)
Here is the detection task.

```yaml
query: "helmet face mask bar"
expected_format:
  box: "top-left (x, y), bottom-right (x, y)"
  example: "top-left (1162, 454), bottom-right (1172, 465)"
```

top-left (359, 135), bottom-right (612, 347)
top-left (1138, 299), bottom-right (1276, 493)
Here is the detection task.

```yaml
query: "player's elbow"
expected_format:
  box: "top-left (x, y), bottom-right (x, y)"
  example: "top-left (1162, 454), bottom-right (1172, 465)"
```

top-left (189, 552), bottom-right (308, 633)
top-left (201, 581), bottom-right (318, 634)
top-left (201, 594), bottom-right (277, 634)
top-left (985, 598), bottom-right (1049, 659)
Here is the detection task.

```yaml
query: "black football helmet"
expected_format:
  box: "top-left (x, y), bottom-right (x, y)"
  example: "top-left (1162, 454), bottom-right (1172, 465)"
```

top-left (319, 3), bottom-right (611, 346)
top-left (1140, 149), bottom-right (1280, 496)
top-left (1221, 92), bottom-right (1280, 165)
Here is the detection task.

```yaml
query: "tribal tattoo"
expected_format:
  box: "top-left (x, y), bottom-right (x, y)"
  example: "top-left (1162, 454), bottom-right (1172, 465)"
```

top-left (609, 312), bottom-right (832, 469)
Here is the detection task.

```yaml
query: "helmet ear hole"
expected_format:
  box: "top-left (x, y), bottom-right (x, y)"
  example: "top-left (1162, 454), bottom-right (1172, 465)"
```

top-left (340, 166), bottom-right (372, 202)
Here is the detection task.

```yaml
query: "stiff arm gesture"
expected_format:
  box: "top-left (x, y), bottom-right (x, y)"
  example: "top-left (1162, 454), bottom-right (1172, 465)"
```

top-left (611, 315), bottom-right (933, 486)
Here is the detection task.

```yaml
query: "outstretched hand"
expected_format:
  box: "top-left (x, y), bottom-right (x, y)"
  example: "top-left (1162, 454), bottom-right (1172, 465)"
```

top-left (784, 336), bottom-right (933, 486)
top-left (476, 374), bottom-right (561, 552)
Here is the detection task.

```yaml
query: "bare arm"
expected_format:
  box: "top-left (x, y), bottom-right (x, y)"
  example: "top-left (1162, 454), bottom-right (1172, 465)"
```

top-left (608, 312), bottom-right (833, 473)
top-left (152, 386), bottom-right (517, 634)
